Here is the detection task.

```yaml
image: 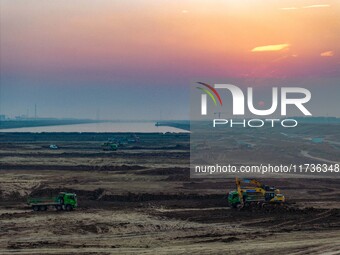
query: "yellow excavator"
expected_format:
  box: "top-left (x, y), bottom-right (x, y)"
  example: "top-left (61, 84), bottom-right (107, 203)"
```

top-left (228, 177), bottom-right (285, 209)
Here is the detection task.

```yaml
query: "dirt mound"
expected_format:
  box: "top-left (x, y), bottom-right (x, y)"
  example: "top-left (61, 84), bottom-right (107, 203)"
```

top-left (100, 192), bottom-right (226, 203)
top-left (135, 167), bottom-right (189, 176)
top-left (0, 163), bottom-right (146, 171)
top-left (28, 189), bottom-right (225, 204)
top-left (29, 188), bottom-right (105, 200)
top-left (156, 205), bottom-right (340, 233)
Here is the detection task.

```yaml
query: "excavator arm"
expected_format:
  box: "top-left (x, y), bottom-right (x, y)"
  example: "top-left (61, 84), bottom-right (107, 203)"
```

top-left (235, 177), bottom-right (244, 208)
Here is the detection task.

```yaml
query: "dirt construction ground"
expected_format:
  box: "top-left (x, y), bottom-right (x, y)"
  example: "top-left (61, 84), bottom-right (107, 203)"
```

top-left (0, 133), bottom-right (339, 255)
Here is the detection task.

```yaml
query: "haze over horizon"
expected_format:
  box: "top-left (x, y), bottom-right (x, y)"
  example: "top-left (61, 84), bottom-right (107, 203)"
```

top-left (1, 0), bottom-right (339, 119)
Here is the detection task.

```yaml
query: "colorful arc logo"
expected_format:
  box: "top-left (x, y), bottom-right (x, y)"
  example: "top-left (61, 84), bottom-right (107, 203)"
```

top-left (196, 82), bottom-right (223, 106)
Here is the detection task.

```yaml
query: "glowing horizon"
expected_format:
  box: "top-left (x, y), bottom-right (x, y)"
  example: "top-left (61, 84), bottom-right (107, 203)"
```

top-left (1, 0), bottom-right (339, 81)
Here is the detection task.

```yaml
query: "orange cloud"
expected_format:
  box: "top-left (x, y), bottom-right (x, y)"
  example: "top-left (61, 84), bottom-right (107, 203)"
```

top-left (320, 51), bottom-right (334, 57)
top-left (281, 5), bottom-right (330, 10)
top-left (251, 44), bottom-right (290, 52)
top-left (303, 5), bottom-right (330, 9)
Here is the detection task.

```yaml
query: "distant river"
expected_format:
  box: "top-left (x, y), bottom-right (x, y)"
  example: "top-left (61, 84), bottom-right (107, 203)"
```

top-left (0, 122), bottom-right (189, 133)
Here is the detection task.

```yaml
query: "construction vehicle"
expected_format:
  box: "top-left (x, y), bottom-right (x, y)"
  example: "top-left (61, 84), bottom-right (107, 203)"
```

top-left (127, 134), bottom-right (140, 143)
top-left (27, 192), bottom-right (77, 211)
top-left (102, 141), bottom-right (118, 151)
top-left (49, 144), bottom-right (58, 149)
top-left (228, 178), bottom-right (285, 209)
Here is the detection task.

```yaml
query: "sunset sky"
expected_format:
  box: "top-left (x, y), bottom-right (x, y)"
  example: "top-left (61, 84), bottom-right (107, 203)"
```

top-left (1, 0), bottom-right (339, 119)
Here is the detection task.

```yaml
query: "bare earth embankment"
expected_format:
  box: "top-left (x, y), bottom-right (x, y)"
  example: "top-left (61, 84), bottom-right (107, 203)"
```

top-left (0, 132), bottom-right (339, 255)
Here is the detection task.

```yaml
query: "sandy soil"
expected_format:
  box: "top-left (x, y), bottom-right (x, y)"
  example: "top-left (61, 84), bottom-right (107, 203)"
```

top-left (0, 133), bottom-right (339, 255)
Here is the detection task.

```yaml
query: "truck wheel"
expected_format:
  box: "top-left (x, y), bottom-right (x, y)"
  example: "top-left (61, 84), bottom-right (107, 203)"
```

top-left (55, 205), bottom-right (63, 211)
top-left (32, 205), bottom-right (39, 211)
top-left (40, 205), bottom-right (47, 211)
top-left (65, 204), bottom-right (73, 211)
top-left (236, 204), bottom-right (243, 210)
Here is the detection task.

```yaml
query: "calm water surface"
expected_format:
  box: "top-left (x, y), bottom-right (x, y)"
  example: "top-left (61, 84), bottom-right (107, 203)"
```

top-left (0, 122), bottom-right (188, 133)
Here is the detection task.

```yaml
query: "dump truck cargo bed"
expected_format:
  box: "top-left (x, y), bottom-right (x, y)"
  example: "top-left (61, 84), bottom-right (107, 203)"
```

top-left (27, 197), bottom-right (59, 206)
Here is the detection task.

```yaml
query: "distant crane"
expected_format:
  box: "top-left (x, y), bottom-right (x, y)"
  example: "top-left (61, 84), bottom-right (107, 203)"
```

top-left (34, 104), bottom-right (37, 119)
top-left (214, 112), bottom-right (227, 118)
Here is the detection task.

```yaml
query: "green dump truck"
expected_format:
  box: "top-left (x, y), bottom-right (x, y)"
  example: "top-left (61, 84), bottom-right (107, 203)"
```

top-left (27, 192), bottom-right (77, 211)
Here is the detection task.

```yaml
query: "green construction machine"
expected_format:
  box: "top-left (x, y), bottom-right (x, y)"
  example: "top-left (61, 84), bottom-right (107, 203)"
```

top-left (27, 192), bottom-right (77, 212)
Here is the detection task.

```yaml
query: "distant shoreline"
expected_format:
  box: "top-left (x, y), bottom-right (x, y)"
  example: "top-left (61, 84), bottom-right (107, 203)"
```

top-left (0, 120), bottom-right (190, 133)
top-left (0, 119), bottom-right (106, 130)
top-left (155, 121), bottom-right (190, 131)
